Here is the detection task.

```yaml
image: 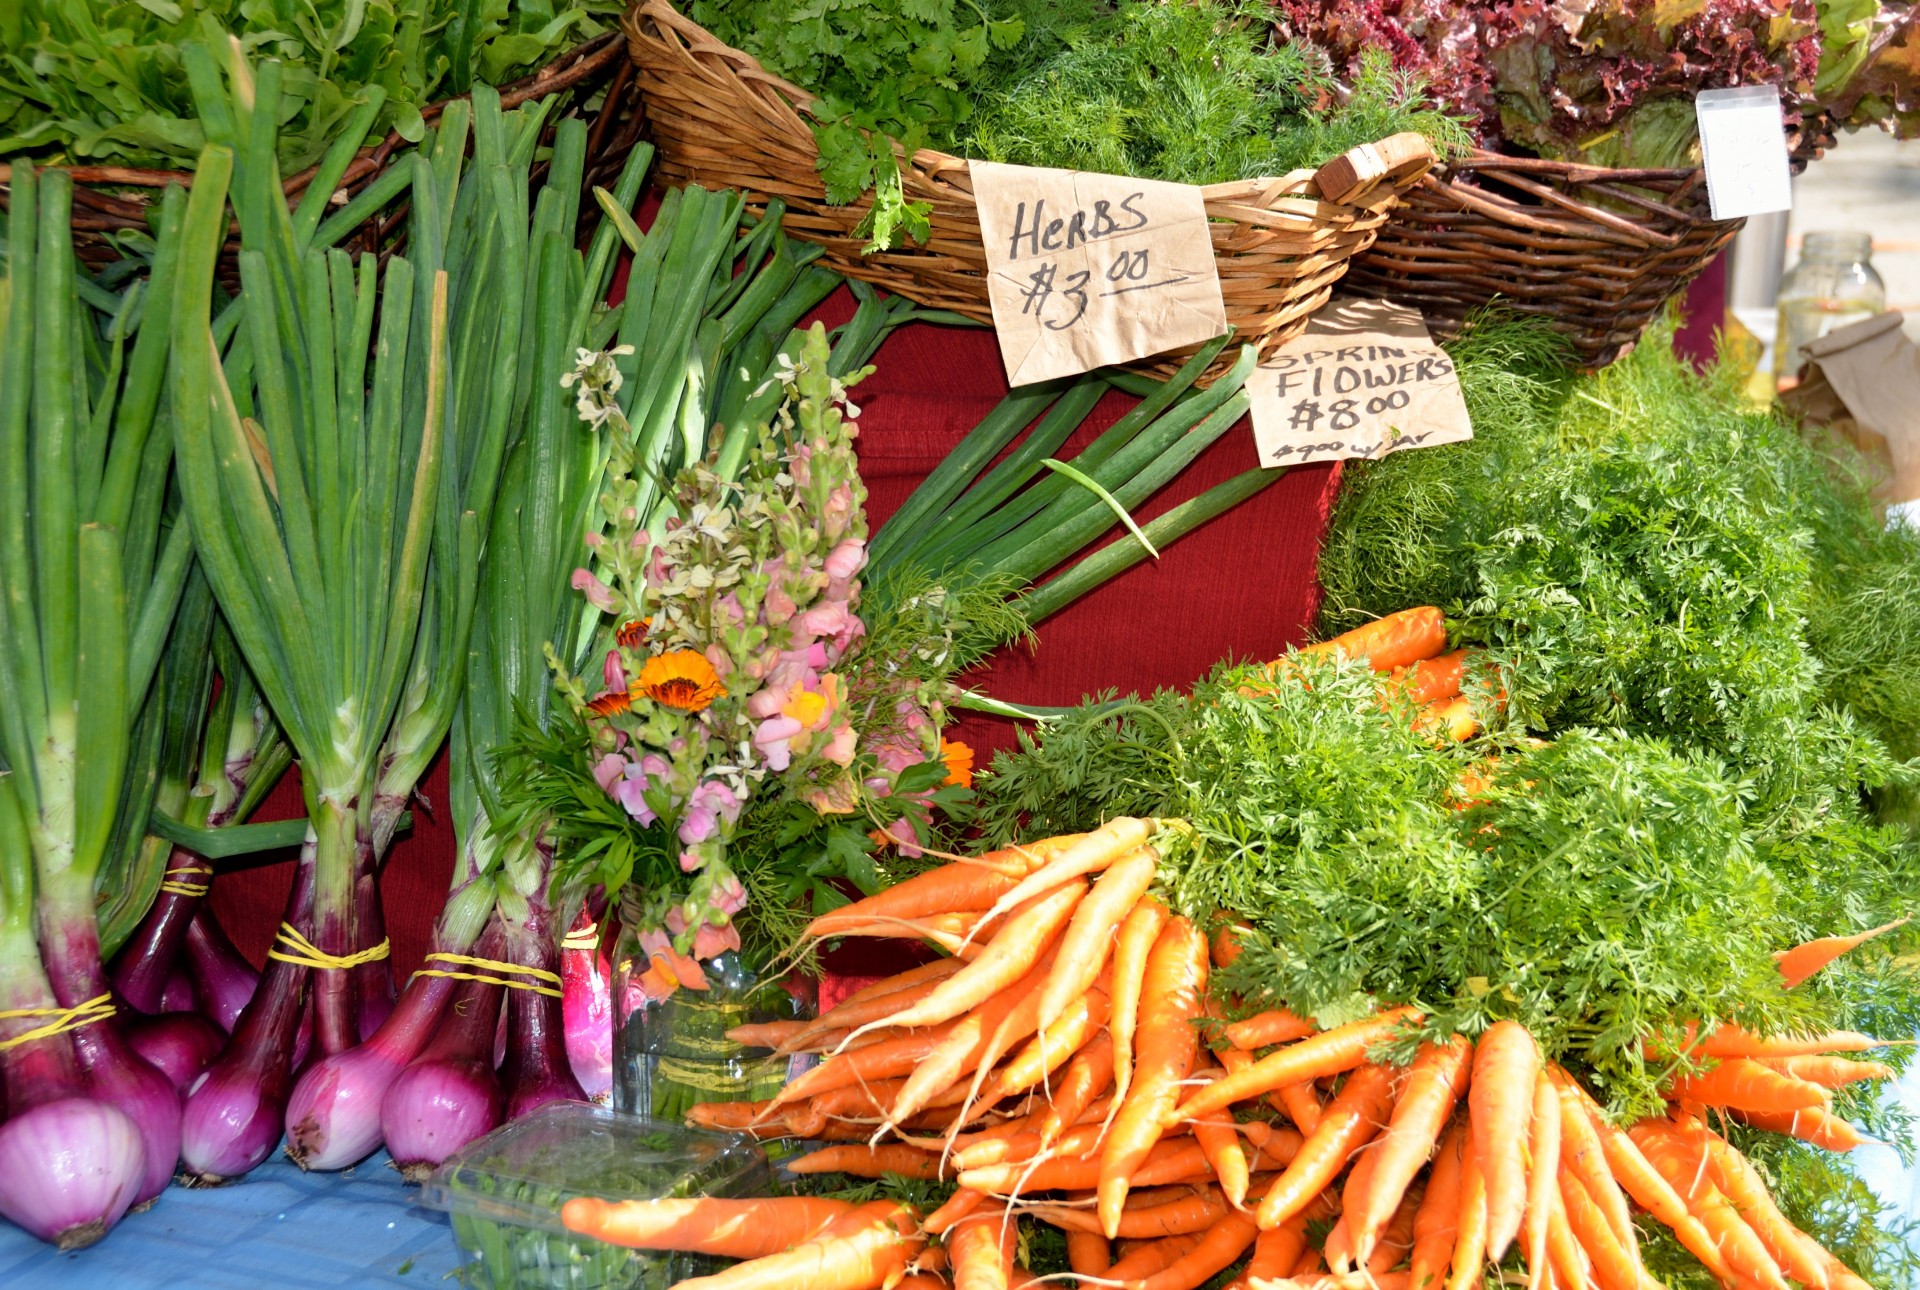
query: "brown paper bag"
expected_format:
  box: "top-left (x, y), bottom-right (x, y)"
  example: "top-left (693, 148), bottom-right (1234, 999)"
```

top-left (1782, 312), bottom-right (1920, 514)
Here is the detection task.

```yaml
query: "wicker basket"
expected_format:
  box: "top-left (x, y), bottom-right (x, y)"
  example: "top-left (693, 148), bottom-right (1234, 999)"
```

top-left (0, 32), bottom-right (643, 279)
top-left (1343, 121), bottom-right (1833, 369)
top-left (623, 0), bottom-right (1433, 377)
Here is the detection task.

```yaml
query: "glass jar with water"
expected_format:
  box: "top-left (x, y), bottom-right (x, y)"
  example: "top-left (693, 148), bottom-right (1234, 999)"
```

top-left (610, 928), bottom-right (811, 1131)
top-left (1775, 231), bottom-right (1886, 389)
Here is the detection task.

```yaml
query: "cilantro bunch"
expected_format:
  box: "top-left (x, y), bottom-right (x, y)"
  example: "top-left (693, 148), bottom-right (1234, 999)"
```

top-left (687, 0), bottom-right (1028, 250)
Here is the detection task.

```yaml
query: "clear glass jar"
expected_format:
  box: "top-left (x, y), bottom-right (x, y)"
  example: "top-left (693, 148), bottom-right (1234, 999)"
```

top-left (1775, 231), bottom-right (1886, 389)
top-left (610, 927), bottom-right (811, 1130)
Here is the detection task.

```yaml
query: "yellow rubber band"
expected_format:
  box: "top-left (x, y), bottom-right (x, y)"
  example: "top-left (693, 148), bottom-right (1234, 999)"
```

top-left (412, 951), bottom-right (563, 998)
top-left (0, 994), bottom-right (115, 1053)
top-left (160, 865), bottom-right (212, 898)
top-left (560, 923), bottom-right (600, 952)
top-left (266, 923), bottom-right (392, 971)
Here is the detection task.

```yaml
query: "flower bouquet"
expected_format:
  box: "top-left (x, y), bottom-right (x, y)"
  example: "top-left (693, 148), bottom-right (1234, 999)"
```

top-left (498, 325), bottom-right (981, 1113)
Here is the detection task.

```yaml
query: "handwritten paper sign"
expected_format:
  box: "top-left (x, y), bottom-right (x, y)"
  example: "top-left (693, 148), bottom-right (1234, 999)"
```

top-left (1249, 298), bottom-right (1472, 468)
top-left (970, 160), bottom-right (1228, 386)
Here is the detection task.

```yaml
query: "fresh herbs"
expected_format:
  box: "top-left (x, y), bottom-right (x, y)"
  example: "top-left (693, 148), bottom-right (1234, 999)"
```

top-left (0, 0), bottom-right (621, 170)
top-left (961, 12), bottom-right (1469, 187)
top-left (690, 0), bottom-right (1468, 249)
top-left (686, 0), bottom-right (1028, 249)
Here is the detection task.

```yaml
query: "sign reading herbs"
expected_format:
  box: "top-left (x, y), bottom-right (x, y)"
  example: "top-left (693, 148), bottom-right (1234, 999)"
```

top-left (971, 161), bottom-right (1228, 385)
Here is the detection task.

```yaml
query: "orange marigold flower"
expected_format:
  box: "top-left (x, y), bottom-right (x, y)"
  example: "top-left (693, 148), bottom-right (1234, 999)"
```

top-left (636, 650), bottom-right (726, 712)
top-left (939, 739), bottom-right (974, 789)
top-left (585, 690), bottom-right (632, 718)
top-left (616, 618), bottom-right (651, 649)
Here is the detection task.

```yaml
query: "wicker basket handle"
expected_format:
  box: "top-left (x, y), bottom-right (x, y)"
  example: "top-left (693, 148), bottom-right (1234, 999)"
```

top-left (1313, 132), bottom-right (1434, 204)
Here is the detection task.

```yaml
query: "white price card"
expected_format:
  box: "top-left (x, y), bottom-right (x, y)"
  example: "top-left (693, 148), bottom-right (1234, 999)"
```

top-left (1248, 298), bottom-right (1473, 468)
top-left (969, 160), bottom-right (1229, 386)
top-left (1696, 85), bottom-right (1793, 220)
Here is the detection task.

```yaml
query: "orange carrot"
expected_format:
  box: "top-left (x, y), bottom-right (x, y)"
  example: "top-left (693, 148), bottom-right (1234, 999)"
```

top-left (1676, 1023), bottom-right (1887, 1060)
top-left (1733, 1105), bottom-right (1866, 1151)
top-left (778, 966), bottom-right (967, 1053)
top-left (1193, 1107), bottom-right (1251, 1207)
top-left (897, 1277), bottom-right (948, 1290)
top-left (977, 986), bottom-right (1110, 1110)
top-left (1237, 1212), bottom-right (1314, 1287)
top-left (1775, 917), bottom-right (1908, 989)
top-left (558, 1196), bottom-right (856, 1255)
top-left (1298, 607), bottom-right (1449, 672)
top-left (845, 883), bottom-right (1086, 1042)
top-left (1036, 845), bottom-right (1159, 1033)
top-left (1068, 1230), bottom-right (1111, 1277)
top-left (1101, 917), bottom-right (1209, 1236)
top-left (805, 865), bottom-right (1024, 939)
top-left (1548, 1071), bottom-right (1636, 1264)
top-left (1212, 918), bottom-right (1252, 969)
top-left (1445, 1134), bottom-right (1489, 1290)
top-left (1109, 897), bottom-right (1171, 1122)
top-left (763, 1020), bottom-right (966, 1113)
top-left (1126, 1211), bottom-right (1261, 1290)
top-left (1256, 1061), bottom-right (1398, 1230)
top-left (1108, 1231), bottom-right (1206, 1280)
top-left (1036, 1030), bottom-right (1116, 1151)
top-left (1241, 1120), bottom-right (1307, 1173)
top-left (883, 953), bottom-right (1058, 1131)
top-left (1667, 1057), bottom-right (1831, 1114)
top-left (968, 818), bottom-right (1155, 944)
top-left (1175, 1009), bottom-right (1420, 1125)
top-left (727, 1021), bottom-right (812, 1049)
top-left (963, 1137), bottom-right (1213, 1194)
top-left (1559, 1168), bottom-right (1643, 1290)
top-left (1031, 1188), bottom-right (1231, 1238)
top-left (1225, 1009), bottom-right (1318, 1051)
top-left (1387, 649), bottom-right (1470, 706)
top-left (1544, 1186), bottom-right (1591, 1289)
top-left (1416, 695), bottom-right (1479, 743)
top-left (664, 1199), bottom-right (919, 1290)
top-left (1757, 1055), bottom-right (1895, 1087)
top-left (1277, 1082), bottom-right (1324, 1135)
top-left (1349, 1036), bottom-right (1472, 1266)
top-left (924, 1187), bottom-right (987, 1236)
top-left (1468, 1020), bottom-right (1538, 1263)
top-left (1573, 1094), bottom-right (1734, 1283)
top-left (1629, 1120), bottom-right (1790, 1290)
top-left (686, 1100), bottom-right (773, 1133)
top-left (949, 1207), bottom-right (1017, 1290)
top-left (786, 1143), bottom-right (948, 1179)
top-left (1326, 1139), bottom-right (1381, 1272)
top-left (1523, 1069), bottom-right (1562, 1290)
top-left (945, 951), bottom-right (1087, 1131)
top-left (1373, 1184), bottom-right (1421, 1274)
top-left (1818, 1247), bottom-right (1878, 1290)
top-left (1691, 1123), bottom-right (1834, 1289)
top-left (1409, 1122), bottom-right (1466, 1290)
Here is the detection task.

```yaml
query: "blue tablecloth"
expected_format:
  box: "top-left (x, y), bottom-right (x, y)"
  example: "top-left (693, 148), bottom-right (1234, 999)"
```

top-left (0, 1152), bottom-right (465, 1289)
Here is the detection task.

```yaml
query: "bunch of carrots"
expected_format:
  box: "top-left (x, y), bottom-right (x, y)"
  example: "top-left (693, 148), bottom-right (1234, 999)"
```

top-left (552, 806), bottom-right (1898, 1290)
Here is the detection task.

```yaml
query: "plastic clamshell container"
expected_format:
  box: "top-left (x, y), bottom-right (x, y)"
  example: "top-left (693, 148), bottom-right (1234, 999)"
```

top-left (418, 1101), bottom-right (774, 1290)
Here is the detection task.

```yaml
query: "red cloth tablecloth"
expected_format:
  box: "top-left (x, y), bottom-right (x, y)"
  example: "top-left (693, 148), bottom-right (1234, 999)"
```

top-left (211, 299), bottom-right (1341, 977)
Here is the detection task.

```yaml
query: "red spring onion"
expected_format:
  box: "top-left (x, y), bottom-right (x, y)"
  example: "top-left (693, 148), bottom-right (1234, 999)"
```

top-left (39, 889), bottom-right (183, 1205)
top-left (560, 909), bottom-right (612, 1101)
top-left (0, 1099), bottom-right (147, 1250)
top-left (110, 850), bottom-right (213, 1015)
top-left (178, 865), bottom-right (313, 1184)
top-left (126, 1011), bottom-right (226, 1095)
top-left (160, 968), bottom-right (197, 1016)
top-left (182, 906), bottom-right (257, 1034)
top-left (351, 865), bottom-right (395, 1042)
top-left (501, 927), bottom-right (586, 1119)
top-left (380, 963), bottom-right (507, 1182)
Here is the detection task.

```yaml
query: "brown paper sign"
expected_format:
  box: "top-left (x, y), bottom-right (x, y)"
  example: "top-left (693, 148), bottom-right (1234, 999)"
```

top-left (1249, 298), bottom-right (1472, 468)
top-left (969, 160), bottom-right (1228, 386)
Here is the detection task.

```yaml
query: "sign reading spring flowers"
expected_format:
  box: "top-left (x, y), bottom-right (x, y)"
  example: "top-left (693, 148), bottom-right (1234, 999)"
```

top-left (540, 326), bottom-right (965, 990)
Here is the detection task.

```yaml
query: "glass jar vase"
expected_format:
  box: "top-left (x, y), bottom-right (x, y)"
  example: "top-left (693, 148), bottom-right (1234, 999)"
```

top-left (610, 932), bottom-right (810, 1128)
top-left (1775, 231), bottom-right (1887, 389)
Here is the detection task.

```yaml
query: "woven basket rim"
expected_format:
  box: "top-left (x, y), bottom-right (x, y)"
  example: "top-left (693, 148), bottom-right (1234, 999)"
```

top-left (625, 0), bottom-right (1430, 215)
